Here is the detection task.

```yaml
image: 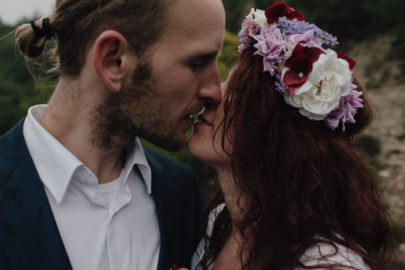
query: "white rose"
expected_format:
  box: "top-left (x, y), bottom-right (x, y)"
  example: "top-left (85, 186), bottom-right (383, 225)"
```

top-left (246, 8), bottom-right (268, 29)
top-left (282, 49), bottom-right (352, 120)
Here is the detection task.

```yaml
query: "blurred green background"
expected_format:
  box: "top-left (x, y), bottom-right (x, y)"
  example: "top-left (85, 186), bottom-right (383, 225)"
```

top-left (1, 0), bottom-right (404, 268)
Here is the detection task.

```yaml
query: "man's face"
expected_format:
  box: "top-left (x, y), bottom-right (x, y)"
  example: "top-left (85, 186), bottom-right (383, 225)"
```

top-left (101, 0), bottom-right (226, 151)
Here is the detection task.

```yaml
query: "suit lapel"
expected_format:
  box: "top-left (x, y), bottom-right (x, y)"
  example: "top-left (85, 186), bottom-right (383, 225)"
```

top-left (0, 119), bottom-right (72, 270)
top-left (145, 150), bottom-right (181, 270)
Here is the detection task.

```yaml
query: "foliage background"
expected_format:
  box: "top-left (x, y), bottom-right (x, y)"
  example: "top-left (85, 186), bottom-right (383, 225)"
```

top-left (1, 0), bottom-right (404, 267)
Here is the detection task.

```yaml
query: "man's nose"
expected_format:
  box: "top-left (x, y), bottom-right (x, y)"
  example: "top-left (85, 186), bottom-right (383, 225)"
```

top-left (198, 64), bottom-right (222, 105)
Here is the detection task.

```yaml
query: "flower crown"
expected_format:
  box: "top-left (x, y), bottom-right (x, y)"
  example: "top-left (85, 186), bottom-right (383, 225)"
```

top-left (238, 1), bottom-right (363, 131)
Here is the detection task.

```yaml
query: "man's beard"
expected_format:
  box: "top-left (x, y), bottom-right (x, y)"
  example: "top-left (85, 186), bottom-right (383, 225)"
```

top-left (92, 59), bottom-right (185, 151)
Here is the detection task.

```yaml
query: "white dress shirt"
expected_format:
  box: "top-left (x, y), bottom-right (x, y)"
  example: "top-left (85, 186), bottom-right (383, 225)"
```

top-left (23, 104), bottom-right (160, 270)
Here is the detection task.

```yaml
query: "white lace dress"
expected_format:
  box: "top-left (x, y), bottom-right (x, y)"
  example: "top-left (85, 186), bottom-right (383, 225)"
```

top-left (191, 204), bottom-right (370, 270)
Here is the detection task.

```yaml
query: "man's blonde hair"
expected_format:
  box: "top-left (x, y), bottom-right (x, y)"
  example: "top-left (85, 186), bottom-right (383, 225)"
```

top-left (16, 0), bottom-right (171, 77)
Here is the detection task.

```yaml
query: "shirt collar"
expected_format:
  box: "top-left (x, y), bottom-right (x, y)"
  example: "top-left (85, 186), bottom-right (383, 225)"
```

top-left (23, 104), bottom-right (82, 204)
top-left (123, 137), bottom-right (152, 194)
top-left (23, 104), bottom-right (153, 204)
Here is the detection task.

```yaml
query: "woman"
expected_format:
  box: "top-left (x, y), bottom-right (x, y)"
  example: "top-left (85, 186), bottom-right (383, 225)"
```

top-left (187, 2), bottom-right (391, 270)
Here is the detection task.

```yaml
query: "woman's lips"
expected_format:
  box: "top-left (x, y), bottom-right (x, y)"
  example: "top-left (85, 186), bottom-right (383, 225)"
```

top-left (196, 115), bottom-right (212, 126)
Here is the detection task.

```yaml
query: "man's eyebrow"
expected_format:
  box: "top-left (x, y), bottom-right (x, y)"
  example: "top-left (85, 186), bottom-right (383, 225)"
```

top-left (188, 51), bottom-right (220, 61)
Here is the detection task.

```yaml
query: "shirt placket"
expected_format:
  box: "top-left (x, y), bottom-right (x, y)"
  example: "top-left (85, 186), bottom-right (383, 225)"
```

top-left (106, 179), bottom-right (132, 270)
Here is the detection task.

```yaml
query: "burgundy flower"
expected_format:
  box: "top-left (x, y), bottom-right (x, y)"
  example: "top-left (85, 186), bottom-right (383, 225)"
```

top-left (336, 52), bottom-right (356, 69)
top-left (283, 45), bottom-right (324, 94)
top-left (282, 71), bottom-right (308, 94)
top-left (265, 1), bottom-right (306, 24)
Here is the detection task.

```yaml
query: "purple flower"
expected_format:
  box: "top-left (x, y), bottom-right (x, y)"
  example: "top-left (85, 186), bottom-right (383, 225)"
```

top-left (278, 17), bottom-right (338, 46)
top-left (238, 30), bottom-right (250, 51)
top-left (253, 24), bottom-right (286, 76)
top-left (326, 84), bottom-right (363, 131)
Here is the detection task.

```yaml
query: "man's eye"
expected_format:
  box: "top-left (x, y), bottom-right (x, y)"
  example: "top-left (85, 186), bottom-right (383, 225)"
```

top-left (188, 53), bottom-right (217, 72)
top-left (189, 59), bottom-right (206, 72)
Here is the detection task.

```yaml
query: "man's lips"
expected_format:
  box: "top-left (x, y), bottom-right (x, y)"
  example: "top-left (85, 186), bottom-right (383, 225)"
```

top-left (197, 115), bottom-right (213, 126)
top-left (184, 107), bottom-right (205, 120)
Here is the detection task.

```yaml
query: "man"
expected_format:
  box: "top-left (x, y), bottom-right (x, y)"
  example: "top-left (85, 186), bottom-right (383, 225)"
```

top-left (0, 0), bottom-right (225, 269)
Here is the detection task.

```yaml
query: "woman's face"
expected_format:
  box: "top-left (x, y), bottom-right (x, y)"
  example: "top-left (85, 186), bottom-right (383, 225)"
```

top-left (187, 71), bottom-right (233, 169)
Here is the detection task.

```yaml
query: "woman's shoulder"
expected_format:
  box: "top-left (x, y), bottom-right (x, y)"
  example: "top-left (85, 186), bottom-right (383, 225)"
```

top-left (298, 240), bottom-right (370, 270)
top-left (191, 203), bottom-right (226, 270)
top-left (206, 203), bottom-right (226, 236)
top-left (193, 204), bottom-right (370, 270)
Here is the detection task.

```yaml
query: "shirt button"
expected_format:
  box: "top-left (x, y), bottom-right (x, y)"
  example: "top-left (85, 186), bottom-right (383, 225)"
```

top-left (76, 168), bottom-right (89, 182)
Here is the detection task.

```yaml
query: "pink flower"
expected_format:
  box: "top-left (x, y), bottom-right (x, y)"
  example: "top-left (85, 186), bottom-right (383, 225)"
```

top-left (238, 19), bottom-right (261, 51)
top-left (242, 18), bottom-right (260, 36)
top-left (253, 24), bottom-right (287, 76)
top-left (286, 30), bottom-right (322, 49)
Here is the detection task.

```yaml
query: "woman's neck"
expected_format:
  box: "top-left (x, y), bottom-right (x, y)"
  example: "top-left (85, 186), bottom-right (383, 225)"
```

top-left (215, 168), bottom-right (253, 269)
top-left (217, 167), bottom-right (246, 228)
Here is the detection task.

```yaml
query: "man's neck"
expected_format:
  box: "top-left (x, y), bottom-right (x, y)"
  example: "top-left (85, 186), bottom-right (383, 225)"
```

top-left (40, 78), bottom-right (126, 184)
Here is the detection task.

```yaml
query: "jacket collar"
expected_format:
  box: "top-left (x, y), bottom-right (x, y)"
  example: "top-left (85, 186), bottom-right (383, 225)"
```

top-left (0, 119), bottom-right (72, 270)
top-left (144, 149), bottom-right (183, 270)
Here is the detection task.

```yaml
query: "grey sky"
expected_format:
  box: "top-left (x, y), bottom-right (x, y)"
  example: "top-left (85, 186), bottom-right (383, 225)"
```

top-left (0, 0), bottom-right (54, 25)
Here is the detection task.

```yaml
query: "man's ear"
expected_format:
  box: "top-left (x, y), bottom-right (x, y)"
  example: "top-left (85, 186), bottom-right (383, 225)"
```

top-left (93, 30), bottom-right (131, 93)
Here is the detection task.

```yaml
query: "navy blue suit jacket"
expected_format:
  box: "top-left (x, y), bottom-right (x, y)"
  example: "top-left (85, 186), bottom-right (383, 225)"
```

top-left (0, 119), bottom-right (204, 270)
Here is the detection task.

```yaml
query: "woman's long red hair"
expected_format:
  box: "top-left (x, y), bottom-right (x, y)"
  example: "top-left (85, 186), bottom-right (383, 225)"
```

top-left (197, 49), bottom-right (391, 270)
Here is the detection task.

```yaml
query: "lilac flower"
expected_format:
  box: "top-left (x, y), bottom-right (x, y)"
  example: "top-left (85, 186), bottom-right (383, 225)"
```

top-left (274, 69), bottom-right (288, 94)
top-left (238, 30), bottom-right (251, 51)
top-left (326, 84), bottom-right (363, 131)
top-left (278, 17), bottom-right (338, 46)
top-left (253, 24), bottom-right (286, 76)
